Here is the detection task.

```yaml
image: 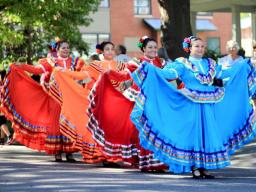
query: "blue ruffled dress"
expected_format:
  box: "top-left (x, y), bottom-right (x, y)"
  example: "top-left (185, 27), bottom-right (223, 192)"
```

top-left (130, 56), bottom-right (256, 173)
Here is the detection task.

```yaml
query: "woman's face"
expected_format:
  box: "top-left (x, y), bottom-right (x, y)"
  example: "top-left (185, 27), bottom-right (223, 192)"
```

top-left (103, 43), bottom-right (115, 60)
top-left (190, 40), bottom-right (205, 58)
top-left (143, 41), bottom-right (157, 59)
top-left (228, 46), bottom-right (238, 57)
top-left (58, 42), bottom-right (70, 58)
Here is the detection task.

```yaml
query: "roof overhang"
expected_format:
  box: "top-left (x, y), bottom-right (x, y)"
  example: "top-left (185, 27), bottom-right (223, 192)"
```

top-left (191, 0), bottom-right (256, 12)
top-left (144, 18), bottom-right (217, 31)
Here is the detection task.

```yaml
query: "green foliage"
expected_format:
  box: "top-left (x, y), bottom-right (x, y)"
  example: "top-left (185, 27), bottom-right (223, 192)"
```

top-left (0, 0), bottom-right (101, 65)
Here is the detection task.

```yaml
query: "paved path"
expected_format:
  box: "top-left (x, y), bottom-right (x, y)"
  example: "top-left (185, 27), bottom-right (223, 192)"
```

top-left (0, 141), bottom-right (256, 192)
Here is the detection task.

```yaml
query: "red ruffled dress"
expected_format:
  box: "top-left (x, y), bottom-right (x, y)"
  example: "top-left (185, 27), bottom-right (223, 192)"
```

top-left (87, 56), bottom-right (168, 170)
top-left (1, 56), bottom-right (84, 154)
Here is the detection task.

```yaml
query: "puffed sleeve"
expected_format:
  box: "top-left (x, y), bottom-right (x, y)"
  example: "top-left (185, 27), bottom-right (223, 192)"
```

top-left (160, 60), bottom-right (185, 80)
top-left (18, 64), bottom-right (44, 75)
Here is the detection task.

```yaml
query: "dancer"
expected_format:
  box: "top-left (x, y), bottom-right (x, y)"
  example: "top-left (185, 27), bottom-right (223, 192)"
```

top-left (130, 36), bottom-right (256, 178)
top-left (87, 37), bottom-right (168, 171)
top-left (49, 41), bottom-right (124, 164)
top-left (1, 39), bottom-right (85, 162)
top-left (0, 68), bottom-right (13, 145)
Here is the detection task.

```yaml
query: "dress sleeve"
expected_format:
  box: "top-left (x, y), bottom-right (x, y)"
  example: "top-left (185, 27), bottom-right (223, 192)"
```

top-left (108, 70), bottom-right (131, 82)
top-left (75, 58), bottom-right (85, 71)
top-left (18, 64), bottom-right (44, 75)
top-left (62, 70), bottom-right (89, 80)
top-left (160, 61), bottom-right (185, 80)
top-left (126, 63), bottom-right (138, 72)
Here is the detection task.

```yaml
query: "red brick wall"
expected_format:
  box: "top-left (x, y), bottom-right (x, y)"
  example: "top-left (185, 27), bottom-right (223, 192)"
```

top-left (109, 2), bottom-right (235, 56)
top-left (110, 0), bottom-right (161, 57)
top-left (197, 13), bottom-right (232, 54)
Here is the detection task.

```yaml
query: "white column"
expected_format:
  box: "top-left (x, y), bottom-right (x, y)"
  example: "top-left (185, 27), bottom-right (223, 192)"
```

top-left (190, 11), bottom-right (197, 36)
top-left (252, 12), bottom-right (256, 41)
top-left (231, 5), bottom-right (241, 46)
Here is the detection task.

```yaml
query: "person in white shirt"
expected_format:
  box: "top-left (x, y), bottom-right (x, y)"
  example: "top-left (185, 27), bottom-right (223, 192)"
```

top-left (114, 44), bottom-right (130, 64)
top-left (218, 40), bottom-right (244, 68)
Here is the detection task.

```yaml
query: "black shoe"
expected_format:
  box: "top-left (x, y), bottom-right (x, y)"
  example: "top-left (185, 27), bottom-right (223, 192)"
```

top-left (199, 168), bottom-right (215, 179)
top-left (102, 161), bottom-right (121, 168)
top-left (55, 153), bottom-right (63, 162)
top-left (192, 168), bottom-right (204, 179)
top-left (140, 168), bottom-right (166, 173)
top-left (66, 153), bottom-right (76, 162)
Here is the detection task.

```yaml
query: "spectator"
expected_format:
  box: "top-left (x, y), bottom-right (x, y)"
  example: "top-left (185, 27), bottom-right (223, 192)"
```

top-left (115, 44), bottom-right (130, 64)
top-left (251, 41), bottom-right (256, 106)
top-left (218, 40), bottom-right (244, 67)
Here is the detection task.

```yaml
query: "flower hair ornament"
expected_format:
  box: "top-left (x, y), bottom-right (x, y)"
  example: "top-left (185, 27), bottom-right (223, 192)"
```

top-left (137, 36), bottom-right (149, 48)
top-left (48, 37), bottom-right (61, 52)
top-left (182, 36), bottom-right (198, 53)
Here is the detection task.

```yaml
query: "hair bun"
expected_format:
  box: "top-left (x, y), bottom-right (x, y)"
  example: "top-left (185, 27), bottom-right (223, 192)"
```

top-left (95, 44), bottom-right (102, 54)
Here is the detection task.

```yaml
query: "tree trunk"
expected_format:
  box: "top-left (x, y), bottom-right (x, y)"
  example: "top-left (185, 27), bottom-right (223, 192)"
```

top-left (24, 25), bottom-right (33, 64)
top-left (158, 0), bottom-right (192, 60)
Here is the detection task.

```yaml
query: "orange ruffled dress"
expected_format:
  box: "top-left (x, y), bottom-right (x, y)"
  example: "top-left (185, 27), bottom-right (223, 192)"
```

top-left (49, 59), bottom-right (125, 162)
top-left (49, 69), bottom-right (105, 162)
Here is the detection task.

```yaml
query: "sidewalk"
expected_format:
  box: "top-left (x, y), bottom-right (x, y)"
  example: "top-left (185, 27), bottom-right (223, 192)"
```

top-left (0, 141), bottom-right (256, 192)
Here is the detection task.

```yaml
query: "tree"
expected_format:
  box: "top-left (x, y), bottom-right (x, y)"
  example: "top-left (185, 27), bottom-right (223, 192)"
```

top-left (0, 0), bottom-right (101, 64)
top-left (158, 0), bottom-right (192, 60)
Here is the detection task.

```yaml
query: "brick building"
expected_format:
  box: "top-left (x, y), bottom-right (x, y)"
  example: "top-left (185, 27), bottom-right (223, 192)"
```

top-left (80, 0), bottom-right (255, 57)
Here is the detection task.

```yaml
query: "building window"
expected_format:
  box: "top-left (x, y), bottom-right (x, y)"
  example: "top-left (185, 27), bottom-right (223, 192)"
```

top-left (82, 33), bottom-right (110, 54)
top-left (99, 0), bottom-right (109, 8)
top-left (134, 0), bottom-right (151, 15)
top-left (207, 37), bottom-right (220, 53)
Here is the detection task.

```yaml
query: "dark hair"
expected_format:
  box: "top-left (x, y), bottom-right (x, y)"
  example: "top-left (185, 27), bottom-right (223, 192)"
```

top-left (56, 40), bottom-right (69, 50)
top-left (96, 41), bottom-right (114, 52)
top-left (89, 54), bottom-right (100, 61)
top-left (237, 48), bottom-right (245, 59)
top-left (140, 38), bottom-right (156, 52)
top-left (116, 45), bottom-right (127, 54)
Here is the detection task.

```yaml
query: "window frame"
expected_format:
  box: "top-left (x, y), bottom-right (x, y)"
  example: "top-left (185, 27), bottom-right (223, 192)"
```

top-left (82, 33), bottom-right (111, 53)
top-left (134, 0), bottom-right (152, 16)
top-left (207, 37), bottom-right (221, 54)
top-left (99, 0), bottom-right (109, 8)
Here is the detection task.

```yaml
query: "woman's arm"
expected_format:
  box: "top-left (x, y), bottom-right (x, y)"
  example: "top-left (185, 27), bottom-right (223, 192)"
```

top-left (108, 69), bottom-right (132, 82)
top-left (18, 64), bottom-right (45, 75)
top-left (62, 70), bottom-right (89, 81)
